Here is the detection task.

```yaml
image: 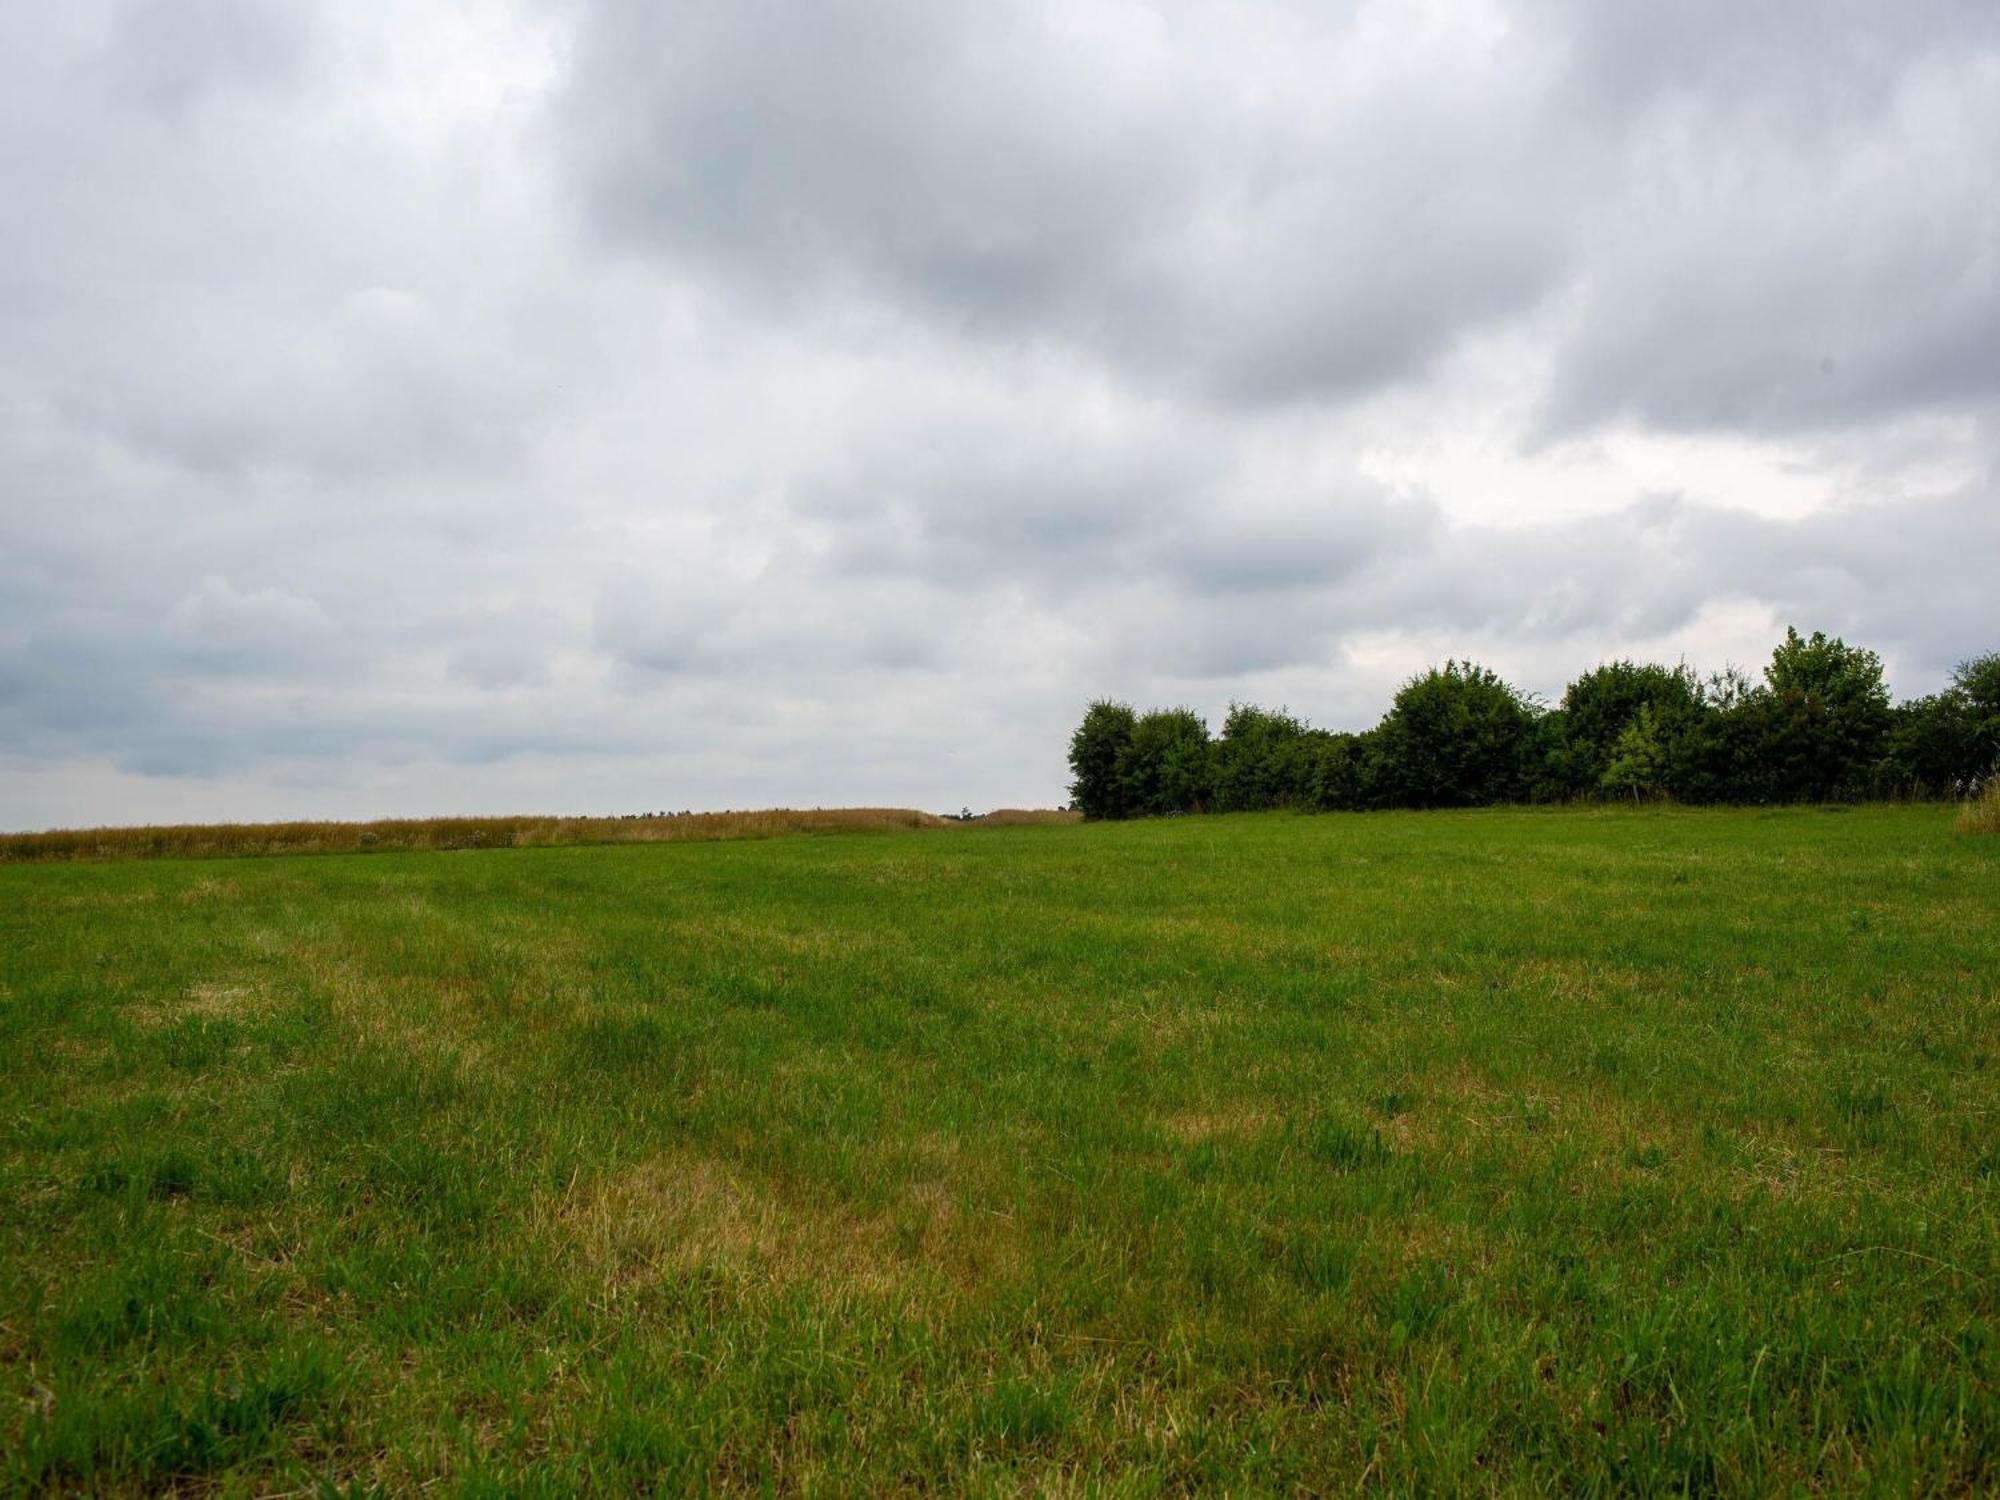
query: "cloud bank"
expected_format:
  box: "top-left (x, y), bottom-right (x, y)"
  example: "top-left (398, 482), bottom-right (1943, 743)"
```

top-left (2, 0), bottom-right (1995, 826)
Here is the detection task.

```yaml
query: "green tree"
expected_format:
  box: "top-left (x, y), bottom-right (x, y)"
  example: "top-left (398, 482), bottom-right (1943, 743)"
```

top-left (1600, 704), bottom-right (1668, 803)
top-left (1067, 700), bottom-right (1136, 821)
top-left (1118, 708), bottom-right (1212, 816)
top-left (1557, 660), bottom-right (1705, 795)
top-left (1952, 652), bottom-right (2000, 791)
top-left (1763, 627), bottom-right (1892, 797)
top-left (1211, 704), bottom-right (1313, 812)
top-left (1373, 661), bottom-right (1538, 808)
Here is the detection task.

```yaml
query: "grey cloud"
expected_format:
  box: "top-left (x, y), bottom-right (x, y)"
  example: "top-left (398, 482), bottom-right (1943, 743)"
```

top-left (557, 0), bottom-right (1576, 406)
top-left (1328, 482), bottom-right (2000, 685)
top-left (96, 0), bottom-right (309, 119)
top-left (1542, 0), bottom-right (2000, 132)
top-left (558, 0), bottom-right (2000, 435)
top-left (1541, 54), bottom-right (2000, 435)
top-left (593, 572), bottom-right (948, 680)
top-left (446, 616), bottom-right (556, 692)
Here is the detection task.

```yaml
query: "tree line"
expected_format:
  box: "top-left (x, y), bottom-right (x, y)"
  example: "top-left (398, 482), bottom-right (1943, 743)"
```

top-left (1068, 629), bottom-right (2000, 819)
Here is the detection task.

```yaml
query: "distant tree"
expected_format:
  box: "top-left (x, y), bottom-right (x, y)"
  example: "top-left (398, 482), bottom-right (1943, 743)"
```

top-left (1877, 651), bottom-right (2000, 797)
top-left (1880, 693), bottom-right (1974, 797)
top-left (1072, 635), bottom-right (1994, 820)
top-left (1300, 729), bottom-right (1376, 811)
top-left (1373, 661), bottom-right (1538, 808)
top-left (1763, 627), bottom-right (1892, 797)
top-left (1067, 700), bottom-right (1136, 821)
top-left (1211, 704), bottom-right (1313, 812)
top-left (1118, 708), bottom-right (1212, 816)
top-left (1704, 664), bottom-right (1760, 711)
top-left (1953, 652), bottom-right (2000, 791)
top-left (1557, 661), bottom-right (1706, 796)
top-left (1522, 708), bottom-right (1573, 803)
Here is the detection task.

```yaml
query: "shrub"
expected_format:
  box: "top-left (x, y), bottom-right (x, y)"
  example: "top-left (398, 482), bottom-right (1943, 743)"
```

top-left (1302, 729), bottom-right (1377, 811)
top-left (1118, 709), bottom-right (1212, 816)
top-left (1880, 692), bottom-right (1978, 798)
top-left (1372, 661), bottom-right (1539, 809)
top-left (1072, 629), bottom-right (1994, 819)
top-left (1211, 704), bottom-right (1313, 812)
top-left (1600, 704), bottom-right (1670, 802)
top-left (1067, 701), bottom-right (1137, 821)
top-left (1763, 627), bottom-right (1892, 797)
top-left (1951, 652), bottom-right (2000, 792)
top-left (1557, 661), bottom-right (1705, 797)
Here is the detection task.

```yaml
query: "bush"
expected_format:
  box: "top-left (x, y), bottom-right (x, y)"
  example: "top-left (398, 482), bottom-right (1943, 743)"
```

top-left (1556, 661), bottom-right (1705, 797)
top-left (1067, 628), bottom-right (1995, 820)
top-left (1372, 661), bottom-right (1539, 809)
top-left (1211, 705), bottom-right (1314, 812)
top-left (1764, 628), bottom-right (1892, 798)
top-left (1600, 704), bottom-right (1670, 802)
top-left (1067, 700), bottom-right (1137, 821)
top-left (1118, 709), bottom-right (1212, 816)
top-left (1303, 729), bottom-right (1378, 811)
top-left (1950, 652), bottom-right (2000, 792)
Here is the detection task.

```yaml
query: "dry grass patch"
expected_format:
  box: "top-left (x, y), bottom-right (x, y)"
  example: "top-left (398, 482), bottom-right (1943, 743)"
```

top-left (1957, 782), bottom-right (2000, 834)
top-left (0, 807), bottom-right (951, 864)
top-left (1159, 1106), bottom-right (1276, 1144)
top-left (545, 1151), bottom-right (1020, 1309)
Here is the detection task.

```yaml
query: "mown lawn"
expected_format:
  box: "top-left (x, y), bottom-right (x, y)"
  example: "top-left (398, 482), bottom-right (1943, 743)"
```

top-left (2, 806), bottom-right (1995, 1493)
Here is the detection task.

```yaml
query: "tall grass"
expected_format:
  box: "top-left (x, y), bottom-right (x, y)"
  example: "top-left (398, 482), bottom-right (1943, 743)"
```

top-left (1959, 781), bottom-right (2000, 834)
top-left (0, 807), bottom-right (950, 864)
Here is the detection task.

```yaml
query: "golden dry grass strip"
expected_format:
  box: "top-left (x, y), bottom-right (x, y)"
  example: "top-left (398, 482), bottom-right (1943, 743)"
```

top-left (0, 807), bottom-right (953, 863)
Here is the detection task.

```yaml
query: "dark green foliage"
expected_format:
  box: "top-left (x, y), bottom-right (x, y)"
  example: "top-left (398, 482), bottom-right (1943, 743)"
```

top-left (1117, 708), bottom-right (1212, 816)
top-left (1372, 661), bottom-right (1539, 809)
top-left (1763, 627), bottom-right (1893, 796)
top-left (1880, 654), bottom-right (2000, 796)
top-left (1073, 628), bottom-right (1995, 815)
top-left (1210, 705), bottom-right (1313, 812)
top-left (1303, 729), bottom-right (1378, 811)
top-left (1067, 700), bottom-right (1137, 821)
top-left (1556, 660), bottom-right (1704, 795)
top-left (1958, 652), bottom-right (2000, 790)
top-left (1882, 692), bottom-right (1978, 796)
top-left (1882, 653), bottom-right (2000, 797)
top-left (1766, 627), bottom-right (1892, 722)
top-left (1521, 709), bottom-right (1572, 802)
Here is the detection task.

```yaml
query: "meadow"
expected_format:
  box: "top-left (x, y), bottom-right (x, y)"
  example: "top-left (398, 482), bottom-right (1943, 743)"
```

top-left (1, 806), bottom-right (1995, 1493)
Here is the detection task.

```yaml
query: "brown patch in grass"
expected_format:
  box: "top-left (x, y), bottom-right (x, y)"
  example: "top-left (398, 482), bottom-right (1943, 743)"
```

top-left (1160, 1106), bottom-right (1275, 1144)
top-left (182, 981), bottom-right (263, 1016)
top-left (125, 979), bottom-right (278, 1029)
top-left (546, 1150), bottom-right (1019, 1307)
top-left (549, 1154), bottom-right (903, 1300)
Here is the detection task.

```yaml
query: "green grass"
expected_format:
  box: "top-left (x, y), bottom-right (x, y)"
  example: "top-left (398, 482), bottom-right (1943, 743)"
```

top-left (2, 806), bottom-right (1995, 1493)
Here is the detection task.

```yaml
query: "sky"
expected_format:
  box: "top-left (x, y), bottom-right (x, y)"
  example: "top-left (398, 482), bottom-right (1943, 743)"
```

top-left (2, 0), bottom-right (1996, 828)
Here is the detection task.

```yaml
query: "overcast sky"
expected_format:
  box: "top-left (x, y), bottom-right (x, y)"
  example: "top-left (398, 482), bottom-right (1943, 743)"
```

top-left (3, 0), bottom-right (1996, 828)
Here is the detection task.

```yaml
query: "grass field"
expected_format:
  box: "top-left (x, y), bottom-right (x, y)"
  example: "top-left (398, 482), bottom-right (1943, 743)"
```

top-left (2, 806), bottom-right (1996, 1493)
